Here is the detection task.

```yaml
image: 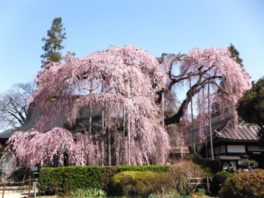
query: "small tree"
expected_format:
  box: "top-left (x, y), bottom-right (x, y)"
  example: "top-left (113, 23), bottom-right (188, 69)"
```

top-left (41, 17), bottom-right (66, 67)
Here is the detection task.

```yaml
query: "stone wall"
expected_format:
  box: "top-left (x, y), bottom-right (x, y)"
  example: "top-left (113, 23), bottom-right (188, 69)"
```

top-left (0, 148), bottom-right (17, 183)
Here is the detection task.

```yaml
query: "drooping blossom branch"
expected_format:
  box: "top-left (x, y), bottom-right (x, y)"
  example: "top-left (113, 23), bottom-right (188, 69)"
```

top-left (7, 45), bottom-right (252, 166)
top-left (13, 45), bottom-right (170, 166)
top-left (160, 48), bottom-right (252, 125)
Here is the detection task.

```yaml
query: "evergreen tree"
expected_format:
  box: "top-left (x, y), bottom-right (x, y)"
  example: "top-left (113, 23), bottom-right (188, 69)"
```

top-left (237, 77), bottom-right (264, 144)
top-left (228, 43), bottom-right (243, 67)
top-left (41, 17), bottom-right (66, 67)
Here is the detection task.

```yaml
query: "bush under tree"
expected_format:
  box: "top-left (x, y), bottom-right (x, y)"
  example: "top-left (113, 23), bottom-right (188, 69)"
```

top-left (219, 171), bottom-right (264, 198)
top-left (210, 170), bottom-right (235, 195)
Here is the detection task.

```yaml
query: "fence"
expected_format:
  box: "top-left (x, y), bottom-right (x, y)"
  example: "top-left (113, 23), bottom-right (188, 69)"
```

top-left (187, 176), bottom-right (212, 193)
top-left (0, 176), bottom-right (37, 198)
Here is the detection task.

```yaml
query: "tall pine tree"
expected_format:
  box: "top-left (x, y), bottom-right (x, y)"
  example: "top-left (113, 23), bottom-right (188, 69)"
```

top-left (228, 43), bottom-right (243, 67)
top-left (41, 17), bottom-right (66, 67)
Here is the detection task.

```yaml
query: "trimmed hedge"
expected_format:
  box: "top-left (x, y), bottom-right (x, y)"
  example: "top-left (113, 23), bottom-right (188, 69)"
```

top-left (110, 171), bottom-right (170, 197)
top-left (38, 165), bottom-right (169, 195)
top-left (118, 165), bottom-right (169, 173)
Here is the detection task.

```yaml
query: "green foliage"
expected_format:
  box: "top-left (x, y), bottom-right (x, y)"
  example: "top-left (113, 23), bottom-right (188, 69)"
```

top-left (99, 166), bottom-right (119, 191)
top-left (185, 154), bottom-right (221, 175)
top-left (210, 170), bottom-right (235, 195)
top-left (71, 188), bottom-right (106, 198)
top-left (237, 77), bottom-right (264, 143)
top-left (38, 163), bottom-right (205, 197)
top-left (41, 17), bottom-right (67, 66)
top-left (228, 43), bottom-right (244, 67)
top-left (242, 158), bottom-right (258, 168)
top-left (38, 167), bottom-right (63, 195)
top-left (118, 165), bottom-right (169, 173)
top-left (13, 167), bottom-right (35, 184)
top-left (148, 191), bottom-right (183, 198)
top-left (110, 171), bottom-right (172, 197)
top-left (219, 171), bottom-right (264, 198)
top-left (38, 165), bottom-right (170, 195)
top-left (38, 166), bottom-right (103, 195)
top-left (197, 188), bottom-right (206, 196)
top-left (237, 77), bottom-right (264, 125)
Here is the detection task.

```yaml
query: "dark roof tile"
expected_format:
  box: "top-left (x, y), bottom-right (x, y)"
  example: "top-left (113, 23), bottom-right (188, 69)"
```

top-left (215, 121), bottom-right (260, 141)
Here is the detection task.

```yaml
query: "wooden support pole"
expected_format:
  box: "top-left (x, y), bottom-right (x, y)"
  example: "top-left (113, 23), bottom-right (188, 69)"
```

top-left (127, 114), bottom-right (131, 165)
top-left (122, 108), bottom-right (126, 165)
top-left (1, 181), bottom-right (5, 198)
top-left (208, 83), bottom-right (214, 160)
top-left (28, 176), bottom-right (31, 198)
top-left (102, 110), bottom-right (105, 166)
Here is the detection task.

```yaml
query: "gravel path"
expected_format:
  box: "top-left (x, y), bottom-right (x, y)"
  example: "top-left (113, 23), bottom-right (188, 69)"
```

top-left (1, 192), bottom-right (28, 198)
top-left (1, 190), bottom-right (37, 198)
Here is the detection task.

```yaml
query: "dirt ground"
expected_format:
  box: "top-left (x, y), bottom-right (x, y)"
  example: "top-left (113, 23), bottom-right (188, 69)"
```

top-left (1, 193), bottom-right (219, 198)
top-left (1, 190), bottom-right (39, 198)
top-left (1, 192), bottom-right (30, 198)
top-left (1, 192), bottom-right (58, 198)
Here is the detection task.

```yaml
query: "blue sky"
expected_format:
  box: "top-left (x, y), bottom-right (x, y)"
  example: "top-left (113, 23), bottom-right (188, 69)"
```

top-left (0, 0), bottom-right (263, 94)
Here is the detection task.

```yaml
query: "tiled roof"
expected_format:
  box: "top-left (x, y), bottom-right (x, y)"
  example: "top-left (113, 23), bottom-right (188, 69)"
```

top-left (214, 120), bottom-right (260, 141)
top-left (0, 129), bottom-right (14, 139)
top-left (186, 113), bottom-right (261, 145)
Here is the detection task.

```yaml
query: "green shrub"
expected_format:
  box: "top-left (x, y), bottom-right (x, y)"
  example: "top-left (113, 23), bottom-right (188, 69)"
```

top-left (168, 160), bottom-right (205, 195)
top-left (38, 165), bottom-right (170, 195)
top-left (185, 154), bottom-right (221, 175)
top-left (110, 171), bottom-right (172, 197)
top-left (219, 171), bottom-right (264, 198)
top-left (13, 167), bottom-right (35, 184)
top-left (38, 163), bottom-right (205, 196)
top-left (109, 161), bottom-right (205, 197)
top-left (99, 166), bottom-right (119, 192)
top-left (38, 167), bottom-right (64, 195)
top-left (148, 191), bottom-right (182, 198)
top-left (118, 165), bottom-right (169, 173)
top-left (197, 188), bottom-right (206, 196)
top-left (210, 170), bottom-right (235, 195)
top-left (71, 188), bottom-right (106, 198)
top-left (38, 166), bottom-right (103, 195)
top-left (253, 168), bottom-right (264, 173)
top-left (241, 158), bottom-right (258, 168)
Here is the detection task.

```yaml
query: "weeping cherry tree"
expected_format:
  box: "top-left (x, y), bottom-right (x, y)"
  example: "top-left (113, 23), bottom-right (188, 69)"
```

top-left (159, 48), bottom-right (251, 138)
top-left (6, 45), bottom-right (251, 167)
top-left (7, 45), bottom-right (169, 167)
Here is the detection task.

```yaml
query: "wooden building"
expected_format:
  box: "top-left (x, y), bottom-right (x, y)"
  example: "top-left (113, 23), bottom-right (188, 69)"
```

top-left (188, 115), bottom-right (264, 169)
